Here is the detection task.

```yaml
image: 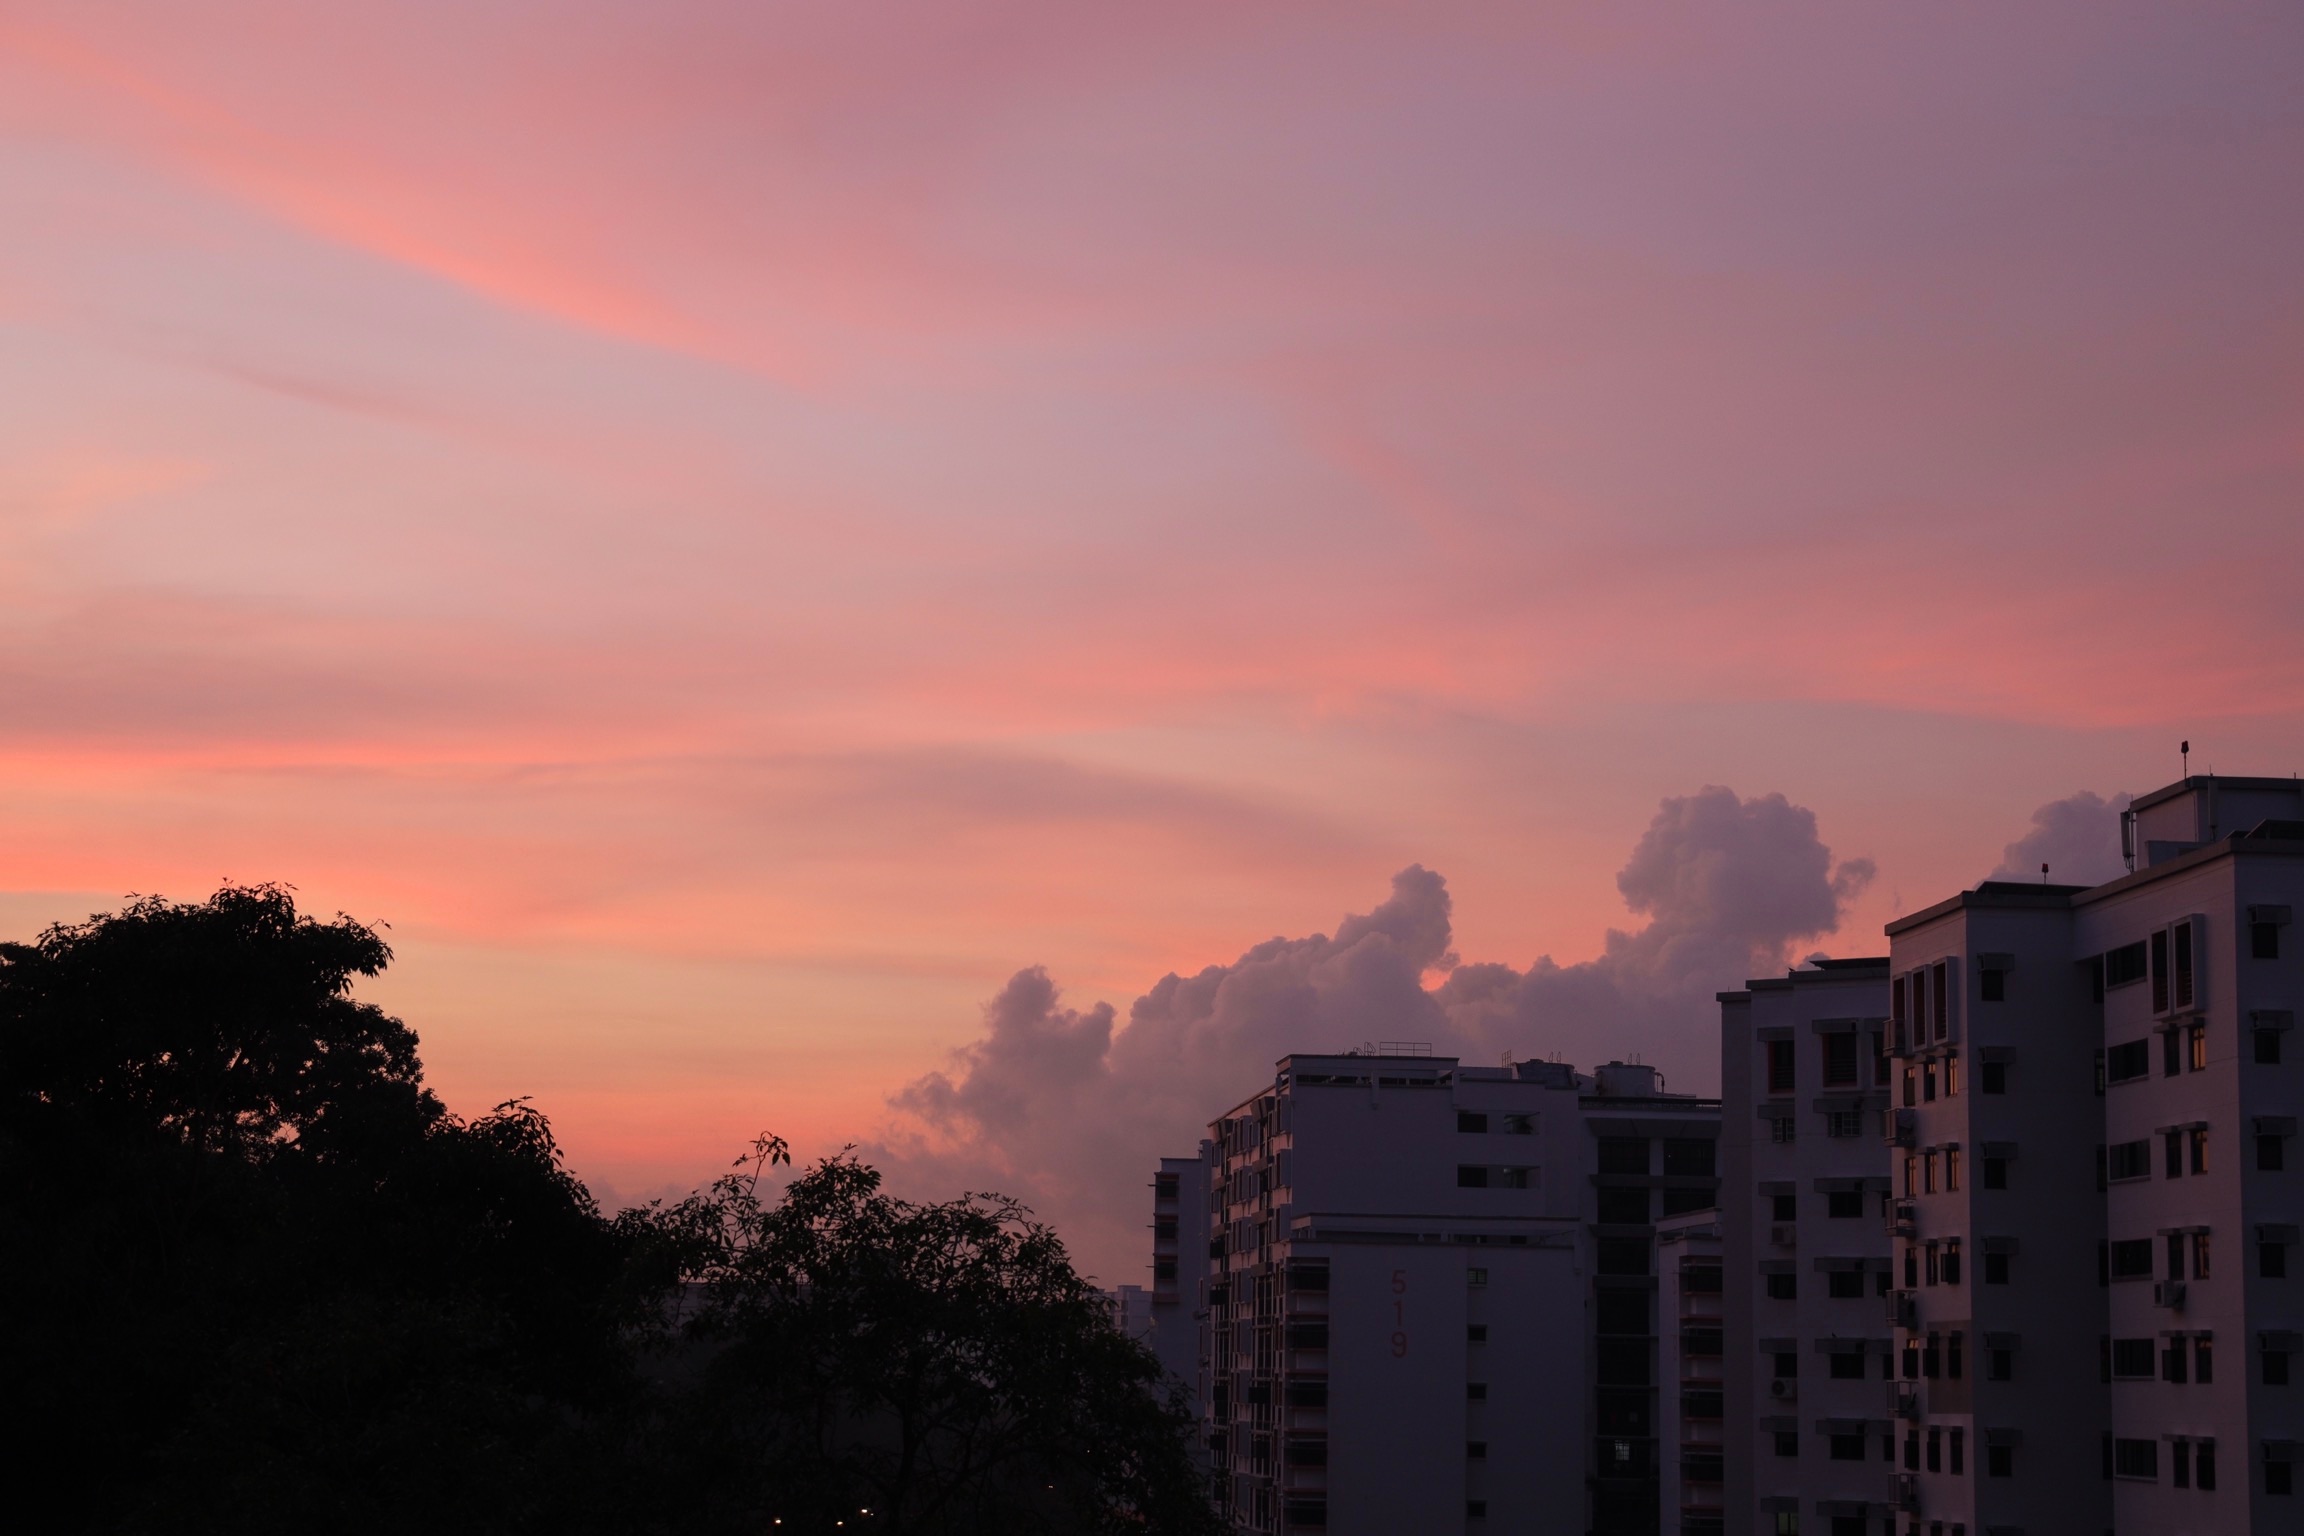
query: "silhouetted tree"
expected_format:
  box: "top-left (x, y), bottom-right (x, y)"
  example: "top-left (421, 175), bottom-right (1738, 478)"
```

top-left (0, 885), bottom-right (1213, 1535)
top-left (647, 1137), bottom-right (1219, 1536)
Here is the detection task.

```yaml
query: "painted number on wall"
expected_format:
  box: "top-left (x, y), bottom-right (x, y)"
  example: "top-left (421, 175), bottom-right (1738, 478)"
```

top-left (1391, 1268), bottom-right (1409, 1357)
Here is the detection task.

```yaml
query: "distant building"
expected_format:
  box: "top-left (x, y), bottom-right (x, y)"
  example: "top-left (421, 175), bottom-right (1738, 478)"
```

top-left (1156, 1050), bottom-right (1720, 1536)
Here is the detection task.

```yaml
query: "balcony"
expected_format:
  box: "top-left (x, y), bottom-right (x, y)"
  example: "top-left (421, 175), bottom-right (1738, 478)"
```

top-left (2153, 1281), bottom-right (2188, 1309)
top-left (1885, 1108), bottom-right (1916, 1147)
top-left (1887, 1290), bottom-right (1917, 1330)
top-left (1892, 1383), bottom-right (1920, 1420)
top-left (1893, 1473), bottom-right (1919, 1513)
top-left (1769, 1224), bottom-right (1797, 1249)
top-left (1887, 1201), bottom-right (1917, 1240)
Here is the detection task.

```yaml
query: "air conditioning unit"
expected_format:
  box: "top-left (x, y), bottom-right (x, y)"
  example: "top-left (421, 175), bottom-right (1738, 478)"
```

top-left (2154, 1281), bottom-right (2187, 1309)
top-left (1768, 1378), bottom-right (1796, 1402)
top-left (1770, 1224), bottom-right (1798, 1248)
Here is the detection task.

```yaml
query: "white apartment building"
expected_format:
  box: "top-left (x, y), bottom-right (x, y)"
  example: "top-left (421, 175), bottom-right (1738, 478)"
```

top-left (1657, 1210), bottom-right (1726, 1536)
top-left (1152, 1149), bottom-right (1216, 1419)
top-left (1710, 959), bottom-right (1895, 1536)
top-left (1884, 774), bottom-right (2304, 1534)
top-left (1157, 1050), bottom-right (1722, 1536)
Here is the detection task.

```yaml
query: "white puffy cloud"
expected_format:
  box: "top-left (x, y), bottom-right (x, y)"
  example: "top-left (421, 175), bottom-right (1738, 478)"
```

top-left (1990, 790), bottom-right (2132, 887)
top-left (872, 786), bottom-right (1873, 1281)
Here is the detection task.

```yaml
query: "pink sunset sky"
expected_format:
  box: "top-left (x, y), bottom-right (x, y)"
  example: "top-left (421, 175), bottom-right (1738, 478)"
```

top-left (4, 2), bottom-right (2300, 1277)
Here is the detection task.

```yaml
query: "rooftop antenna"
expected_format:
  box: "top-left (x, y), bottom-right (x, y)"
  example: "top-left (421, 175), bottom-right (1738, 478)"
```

top-left (2182, 740), bottom-right (2191, 776)
top-left (2041, 861), bottom-right (2050, 886)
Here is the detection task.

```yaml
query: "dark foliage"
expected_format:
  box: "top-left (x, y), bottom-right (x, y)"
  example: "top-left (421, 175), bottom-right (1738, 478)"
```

top-left (0, 885), bottom-right (1211, 1535)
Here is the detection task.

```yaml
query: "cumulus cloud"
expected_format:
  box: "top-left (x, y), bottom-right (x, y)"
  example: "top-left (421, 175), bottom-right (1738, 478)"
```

top-left (873, 786), bottom-right (1873, 1281)
top-left (1990, 790), bottom-right (2132, 887)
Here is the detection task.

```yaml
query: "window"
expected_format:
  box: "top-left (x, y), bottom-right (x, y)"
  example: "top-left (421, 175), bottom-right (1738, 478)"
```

top-left (1773, 1431), bottom-right (1798, 1458)
top-left (2108, 1039), bottom-right (2151, 1083)
top-left (2165, 1027), bottom-right (2184, 1078)
top-left (1923, 1062), bottom-right (1937, 1102)
top-left (2108, 1140), bottom-right (2152, 1181)
top-left (1950, 1428), bottom-right (1965, 1475)
top-left (2114, 1437), bottom-right (2159, 1480)
top-left (2112, 1339), bottom-right (2156, 1378)
top-left (1458, 1165), bottom-right (1491, 1188)
top-left (1985, 1252), bottom-right (2011, 1285)
top-left (1662, 1138), bottom-right (1715, 1176)
top-left (1466, 1440), bottom-right (1487, 1459)
top-left (1598, 1188), bottom-right (1649, 1223)
top-left (1661, 1184), bottom-right (1711, 1215)
top-left (1466, 1382), bottom-right (1487, 1400)
top-left (1924, 1152), bottom-right (1938, 1194)
top-left (2255, 921), bottom-right (2283, 960)
top-left (1987, 1444), bottom-right (2014, 1478)
top-left (1828, 1272), bottom-right (1864, 1301)
top-left (1597, 1138), bottom-right (1649, 1174)
top-left (2196, 1336), bottom-right (2214, 1383)
top-left (1502, 1113), bottom-right (1534, 1135)
top-left (1767, 1039), bottom-right (1796, 1092)
top-left (2263, 1134), bottom-right (2287, 1172)
top-left (1988, 1345), bottom-right (2014, 1381)
top-left (1946, 1054), bottom-right (1961, 1096)
top-left (2194, 1231), bottom-right (2212, 1280)
top-left (1772, 1351), bottom-right (1796, 1379)
top-left (2189, 1024), bottom-right (2208, 1071)
top-left (1467, 1268), bottom-right (1488, 1287)
top-left (2263, 1241), bottom-right (2288, 1280)
top-left (1981, 966), bottom-right (2006, 1002)
top-left (2168, 1233), bottom-right (2187, 1279)
top-left (2269, 1449), bottom-right (2294, 1497)
top-left (1596, 1290), bottom-right (1645, 1333)
top-left (2164, 1338), bottom-right (2189, 1383)
top-left (1983, 1156), bottom-right (2008, 1190)
top-left (2106, 940), bottom-right (2148, 987)
top-left (1944, 1240), bottom-right (1963, 1285)
top-left (1765, 1273), bottom-right (1797, 1300)
top-left (2165, 1130), bottom-right (2184, 1178)
top-left (1498, 1166), bottom-right (1533, 1190)
top-left (2190, 1127), bottom-right (2209, 1174)
top-left (1769, 1116), bottom-right (1796, 1143)
top-left (1823, 1033), bottom-right (1858, 1086)
top-left (2269, 1349), bottom-right (2292, 1386)
top-left (1826, 1189), bottom-right (1864, 1218)
top-left (1903, 1067), bottom-right (1917, 1107)
top-left (2111, 1239), bottom-right (2154, 1279)
top-left (1458, 1111), bottom-right (1490, 1133)
top-left (2151, 930), bottom-right (2171, 1012)
top-left (1466, 1500), bottom-right (1487, 1519)
top-left (1772, 1193), bottom-right (1797, 1221)
top-left (1829, 1350), bottom-right (1864, 1377)
top-left (1948, 1331), bottom-right (1964, 1379)
top-left (1596, 1239), bottom-right (1647, 1275)
top-left (1945, 1148), bottom-right (1962, 1191)
top-left (2197, 1440), bottom-right (2216, 1490)
top-left (2174, 1440), bottom-right (2191, 1488)
top-left (1981, 1060), bottom-right (2007, 1094)
top-left (1828, 1432), bottom-right (1865, 1461)
top-left (1903, 1156), bottom-right (1918, 1197)
top-left (2174, 920), bottom-right (2196, 1009)
top-left (1825, 1111), bottom-right (1862, 1138)
top-left (1925, 1427), bottom-right (1942, 1471)
top-left (1933, 960), bottom-right (1949, 1039)
top-left (1466, 1324), bottom-right (1487, 1342)
top-left (1153, 1257), bottom-right (1177, 1280)
top-left (2260, 1029), bottom-right (2285, 1066)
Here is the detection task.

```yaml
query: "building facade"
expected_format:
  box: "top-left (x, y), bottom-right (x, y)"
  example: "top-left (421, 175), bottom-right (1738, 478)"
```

top-left (1159, 1051), bottom-right (1721, 1536)
top-left (1884, 775), bottom-right (2304, 1534)
top-left (1656, 1210), bottom-right (1725, 1536)
top-left (1713, 959), bottom-right (1895, 1536)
